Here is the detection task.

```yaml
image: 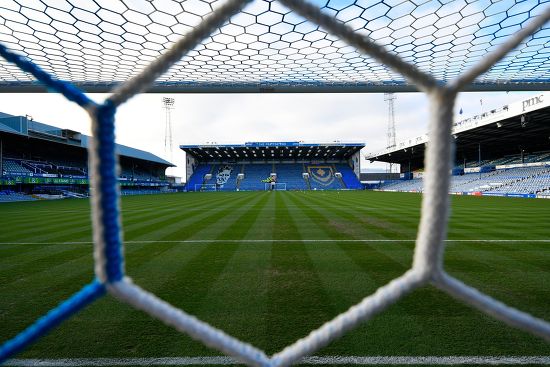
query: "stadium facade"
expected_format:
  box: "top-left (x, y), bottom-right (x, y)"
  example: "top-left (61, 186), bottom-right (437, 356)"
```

top-left (181, 142), bottom-right (363, 191)
top-left (0, 112), bottom-right (173, 201)
top-left (366, 93), bottom-right (550, 198)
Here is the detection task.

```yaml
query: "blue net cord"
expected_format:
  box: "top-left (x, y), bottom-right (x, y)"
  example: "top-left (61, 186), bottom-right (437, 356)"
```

top-left (0, 43), bottom-right (125, 282)
top-left (0, 42), bottom-right (122, 362)
top-left (94, 101), bottom-right (124, 282)
top-left (0, 281), bottom-right (105, 364)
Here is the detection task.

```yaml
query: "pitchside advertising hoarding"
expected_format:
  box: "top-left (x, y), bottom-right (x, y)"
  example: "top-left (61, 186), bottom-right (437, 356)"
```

top-left (0, 177), bottom-right (167, 186)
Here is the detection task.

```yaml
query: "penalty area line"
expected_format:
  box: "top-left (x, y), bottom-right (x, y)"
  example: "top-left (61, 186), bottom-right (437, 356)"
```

top-left (5, 356), bottom-right (550, 366)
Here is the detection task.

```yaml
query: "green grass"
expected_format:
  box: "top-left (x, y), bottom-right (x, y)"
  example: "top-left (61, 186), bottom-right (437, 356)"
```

top-left (0, 191), bottom-right (549, 360)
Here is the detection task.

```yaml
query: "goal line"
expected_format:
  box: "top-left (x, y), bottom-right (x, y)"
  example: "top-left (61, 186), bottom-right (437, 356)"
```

top-left (5, 356), bottom-right (550, 366)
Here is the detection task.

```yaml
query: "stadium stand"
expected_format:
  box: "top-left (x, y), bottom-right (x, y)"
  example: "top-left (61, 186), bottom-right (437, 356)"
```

top-left (377, 165), bottom-right (550, 196)
top-left (336, 164), bottom-right (363, 189)
top-left (240, 164), bottom-right (273, 191)
top-left (0, 112), bottom-right (173, 201)
top-left (2, 160), bottom-right (32, 176)
top-left (274, 164), bottom-right (307, 190)
top-left (186, 164), bottom-right (212, 191)
top-left (213, 164), bottom-right (239, 191)
top-left (181, 142), bottom-right (364, 191)
top-left (306, 164), bottom-right (342, 190)
top-left (367, 92), bottom-right (550, 199)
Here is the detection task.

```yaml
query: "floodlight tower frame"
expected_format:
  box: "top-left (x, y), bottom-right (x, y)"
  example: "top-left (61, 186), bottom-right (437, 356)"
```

top-left (162, 97), bottom-right (175, 165)
top-left (384, 93), bottom-right (397, 174)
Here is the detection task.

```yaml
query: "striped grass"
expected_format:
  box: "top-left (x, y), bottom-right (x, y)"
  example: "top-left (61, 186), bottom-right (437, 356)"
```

top-left (0, 191), bottom-right (549, 361)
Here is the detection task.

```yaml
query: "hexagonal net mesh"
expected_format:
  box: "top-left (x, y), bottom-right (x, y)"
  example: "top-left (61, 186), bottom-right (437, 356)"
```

top-left (1, 0), bottom-right (550, 92)
top-left (1, 1), bottom-right (550, 366)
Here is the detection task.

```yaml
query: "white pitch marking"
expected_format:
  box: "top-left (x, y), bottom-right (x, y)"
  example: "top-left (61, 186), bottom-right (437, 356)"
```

top-left (5, 356), bottom-right (550, 366)
top-left (0, 239), bottom-right (550, 245)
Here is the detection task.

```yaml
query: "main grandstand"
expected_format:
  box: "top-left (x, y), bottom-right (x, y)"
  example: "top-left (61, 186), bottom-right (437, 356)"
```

top-left (181, 141), bottom-right (363, 191)
top-left (367, 92), bottom-right (550, 198)
top-left (0, 112), bottom-right (173, 201)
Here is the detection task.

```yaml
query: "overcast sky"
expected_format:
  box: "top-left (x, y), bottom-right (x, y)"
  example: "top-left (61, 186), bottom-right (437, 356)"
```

top-left (0, 91), bottom-right (531, 177)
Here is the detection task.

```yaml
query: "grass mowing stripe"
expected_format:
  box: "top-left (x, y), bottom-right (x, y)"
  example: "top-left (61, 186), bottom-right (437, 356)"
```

top-left (285, 192), bottom-right (412, 273)
top-left (123, 194), bottom-right (259, 271)
top-left (0, 217), bottom-right (92, 243)
top-left (85, 194), bottom-right (275, 357)
top-left (0, 213), bottom-right (89, 236)
top-left (293, 192), bottom-right (415, 241)
top-left (281, 192), bottom-right (432, 344)
top-left (192, 193), bottom-right (273, 347)
top-left (266, 192), bottom-right (334, 354)
top-left (2, 191), bottom-right (550, 359)
top-left (0, 244), bottom-right (68, 263)
top-left (0, 246), bottom-right (89, 285)
top-left (68, 196), bottom-right (270, 359)
top-left (289, 192), bottom-right (415, 269)
top-left (203, 193), bottom-right (272, 241)
top-left (277, 192), bottom-right (383, 354)
top-left (120, 194), bottom-right (243, 234)
top-left (122, 194), bottom-right (256, 241)
top-left (143, 193), bottom-right (271, 313)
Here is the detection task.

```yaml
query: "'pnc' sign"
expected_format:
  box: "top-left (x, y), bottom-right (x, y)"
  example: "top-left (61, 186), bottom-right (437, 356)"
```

top-left (522, 94), bottom-right (544, 112)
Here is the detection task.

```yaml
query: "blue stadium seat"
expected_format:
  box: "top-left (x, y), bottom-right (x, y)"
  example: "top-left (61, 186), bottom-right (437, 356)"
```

top-left (240, 164), bottom-right (272, 191)
top-left (335, 164), bottom-right (362, 189)
top-left (187, 164), bottom-right (212, 191)
top-left (274, 164), bottom-right (307, 190)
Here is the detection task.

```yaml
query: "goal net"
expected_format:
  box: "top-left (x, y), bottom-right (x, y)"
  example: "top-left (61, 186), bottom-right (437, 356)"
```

top-left (265, 182), bottom-right (287, 191)
top-left (1, 1), bottom-right (550, 366)
top-left (195, 184), bottom-right (217, 192)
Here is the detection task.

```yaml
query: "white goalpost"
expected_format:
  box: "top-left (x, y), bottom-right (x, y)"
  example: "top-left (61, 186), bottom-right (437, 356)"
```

top-left (265, 182), bottom-right (286, 191)
top-left (195, 184), bottom-right (217, 192)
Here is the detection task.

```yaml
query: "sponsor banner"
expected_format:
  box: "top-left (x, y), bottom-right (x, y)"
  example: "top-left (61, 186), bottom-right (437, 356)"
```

top-left (464, 167), bottom-right (481, 173)
top-left (2, 175), bottom-right (168, 187)
top-left (39, 173), bottom-right (58, 178)
top-left (0, 178), bottom-right (16, 185)
top-left (496, 161), bottom-right (550, 170)
top-left (505, 193), bottom-right (536, 198)
top-left (482, 192), bottom-right (537, 198)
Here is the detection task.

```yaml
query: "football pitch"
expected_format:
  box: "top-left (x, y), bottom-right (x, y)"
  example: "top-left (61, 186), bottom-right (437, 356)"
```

top-left (1, 191), bottom-right (550, 365)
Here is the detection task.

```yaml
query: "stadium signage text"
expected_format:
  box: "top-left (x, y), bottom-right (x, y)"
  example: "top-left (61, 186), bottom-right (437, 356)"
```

top-left (245, 142), bottom-right (299, 147)
top-left (522, 94), bottom-right (544, 112)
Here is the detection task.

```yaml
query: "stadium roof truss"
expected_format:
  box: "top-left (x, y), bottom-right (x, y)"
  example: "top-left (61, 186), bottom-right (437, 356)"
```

top-left (181, 141), bottom-right (364, 160)
top-left (1, 0), bottom-right (550, 93)
top-left (366, 91), bottom-right (550, 165)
